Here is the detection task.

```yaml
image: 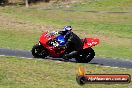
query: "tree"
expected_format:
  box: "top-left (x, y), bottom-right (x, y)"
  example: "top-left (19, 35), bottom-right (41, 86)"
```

top-left (0, 0), bottom-right (8, 5)
top-left (25, 0), bottom-right (29, 7)
top-left (24, 0), bottom-right (50, 7)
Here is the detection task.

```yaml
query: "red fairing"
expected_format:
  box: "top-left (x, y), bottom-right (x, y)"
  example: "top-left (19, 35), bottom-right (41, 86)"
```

top-left (39, 32), bottom-right (65, 58)
top-left (39, 31), bottom-right (99, 58)
top-left (82, 38), bottom-right (100, 49)
top-left (39, 32), bottom-right (48, 45)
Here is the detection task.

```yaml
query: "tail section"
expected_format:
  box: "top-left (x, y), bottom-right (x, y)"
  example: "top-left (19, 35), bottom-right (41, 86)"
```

top-left (82, 38), bottom-right (100, 49)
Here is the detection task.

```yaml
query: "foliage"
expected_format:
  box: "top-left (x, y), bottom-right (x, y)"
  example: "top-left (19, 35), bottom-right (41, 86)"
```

top-left (0, 0), bottom-right (8, 5)
top-left (28, 0), bottom-right (50, 3)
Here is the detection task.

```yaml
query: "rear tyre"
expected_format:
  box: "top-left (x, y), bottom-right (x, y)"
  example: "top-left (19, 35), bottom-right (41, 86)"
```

top-left (75, 47), bottom-right (95, 63)
top-left (32, 44), bottom-right (49, 58)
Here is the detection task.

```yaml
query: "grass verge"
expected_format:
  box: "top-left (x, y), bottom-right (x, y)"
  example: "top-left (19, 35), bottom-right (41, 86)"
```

top-left (0, 56), bottom-right (132, 88)
top-left (55, 0), bottom-right (132, 12)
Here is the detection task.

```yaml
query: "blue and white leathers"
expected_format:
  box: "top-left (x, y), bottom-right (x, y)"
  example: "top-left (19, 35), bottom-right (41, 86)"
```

top-left (56, 35), bottom-right (66, 45)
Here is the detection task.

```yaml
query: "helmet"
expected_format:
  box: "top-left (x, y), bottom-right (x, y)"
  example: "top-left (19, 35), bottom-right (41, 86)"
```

top-left (63, 26), bottom-right (72, 31)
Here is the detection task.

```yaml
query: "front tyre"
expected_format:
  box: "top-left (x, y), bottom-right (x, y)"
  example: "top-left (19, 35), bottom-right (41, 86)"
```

top-left (32, 44), bottom-right (49, 58)
top-left (75, 47), bottom-right (95, 63)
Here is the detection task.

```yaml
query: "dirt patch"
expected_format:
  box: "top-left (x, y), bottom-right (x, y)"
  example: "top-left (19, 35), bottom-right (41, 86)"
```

top-left (0, 13), bottom-right (58, 32)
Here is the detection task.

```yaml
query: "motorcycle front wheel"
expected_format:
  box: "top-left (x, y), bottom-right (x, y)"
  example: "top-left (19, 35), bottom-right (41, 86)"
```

top-left (31, 44), bottom-right (49, 58)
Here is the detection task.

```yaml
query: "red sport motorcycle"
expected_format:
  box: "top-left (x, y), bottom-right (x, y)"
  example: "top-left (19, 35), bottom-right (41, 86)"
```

top-left (31, 31), bottom-right (99, 63)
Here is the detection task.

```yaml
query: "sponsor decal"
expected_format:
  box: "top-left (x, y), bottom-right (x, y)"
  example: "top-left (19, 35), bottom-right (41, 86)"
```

top-left (76, 65), bottom-right (131, 85)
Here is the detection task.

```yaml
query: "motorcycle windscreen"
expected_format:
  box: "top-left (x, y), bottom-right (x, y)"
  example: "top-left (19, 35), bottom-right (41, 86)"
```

top-left (56, 35), bottom-right (66, 45)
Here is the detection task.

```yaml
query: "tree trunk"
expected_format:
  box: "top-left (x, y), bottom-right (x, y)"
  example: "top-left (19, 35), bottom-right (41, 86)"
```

top-left (25, 0), bottom-right (29, 7)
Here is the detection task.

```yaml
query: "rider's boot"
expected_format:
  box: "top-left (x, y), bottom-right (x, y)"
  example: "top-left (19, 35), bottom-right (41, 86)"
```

top-left (63, 51), bottom-right (78, 61)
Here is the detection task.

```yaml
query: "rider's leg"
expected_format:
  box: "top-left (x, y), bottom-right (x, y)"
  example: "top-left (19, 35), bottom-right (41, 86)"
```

top-left (63, 51), bottom-right (78, 60)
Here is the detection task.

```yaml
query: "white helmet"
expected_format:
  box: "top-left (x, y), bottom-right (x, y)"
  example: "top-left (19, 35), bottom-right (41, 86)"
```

top-left (63, 26), bottom-right (72, 31)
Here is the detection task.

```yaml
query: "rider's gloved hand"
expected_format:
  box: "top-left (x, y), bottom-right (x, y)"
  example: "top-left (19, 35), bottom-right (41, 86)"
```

top-left (54, 31), bottom-right (59, 35)
top-left (52, 31), bottom-right (58, 35)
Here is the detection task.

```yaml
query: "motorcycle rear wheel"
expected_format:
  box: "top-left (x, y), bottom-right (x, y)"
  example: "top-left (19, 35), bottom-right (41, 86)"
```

top-left (75, 47), bottom-right (95, 63)
top-left (32, 44), bottom-right (49, 58)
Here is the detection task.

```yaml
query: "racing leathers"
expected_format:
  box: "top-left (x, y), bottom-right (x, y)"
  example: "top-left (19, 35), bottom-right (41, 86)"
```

top-left (58, 30), bottom-right (83, 60)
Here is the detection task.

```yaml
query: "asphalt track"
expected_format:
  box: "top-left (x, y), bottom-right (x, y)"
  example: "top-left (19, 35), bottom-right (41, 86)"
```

top-left (0, 48), bottom-right (132, 69)
top-left (31, 8), bottom-right (132, 14)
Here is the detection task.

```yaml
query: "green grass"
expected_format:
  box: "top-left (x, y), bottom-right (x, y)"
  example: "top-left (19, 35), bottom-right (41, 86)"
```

top-left (30, 0), bottom-right (132, 12)
top-left (63, 0), bottom-right (132, 12)
top-left (0, 56), bottom-right (132, 88)
top-left (0, 28), bottom-right (39, 50)
top-left (0, 0), bottom-right (132, 60)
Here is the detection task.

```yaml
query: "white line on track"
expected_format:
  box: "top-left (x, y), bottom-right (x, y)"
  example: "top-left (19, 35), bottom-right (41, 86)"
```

top-left (0, 54), bottom-right (132, 70)
top-left (94, 64), bottom-right (132, 70)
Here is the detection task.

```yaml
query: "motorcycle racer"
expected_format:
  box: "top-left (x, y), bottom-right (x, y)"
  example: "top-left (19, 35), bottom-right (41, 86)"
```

top-left (57, 26), bottom-right (83, 60)
top-left (32, 26), bottom-right (99, 63)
